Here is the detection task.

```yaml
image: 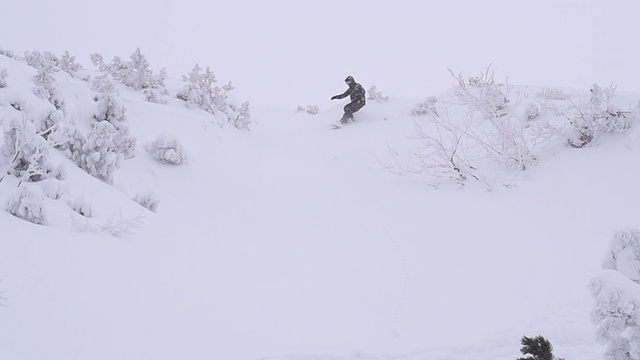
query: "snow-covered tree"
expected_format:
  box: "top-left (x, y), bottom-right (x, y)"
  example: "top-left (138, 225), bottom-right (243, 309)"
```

top-left (92, 74), bottom-right (136, 159)
top-left (590, 229), bottom-right (640, 360)
top-left (0, 68), bottom-right (8, 88)
top-left (3, 118), bottom-right (51, 182)
top-left (24, 50), bottom-right (84, 78)
top-left (6, 185), bottom-right (47, 225)
top-left (58, 50), bottom-right (84, 78)
top-left (79, 121), bottom-right (125, 184)
top-left (33, 65), bottom-right (64, 110)
top-left (145, 134), bottom-right (187, 165)
top-left (48, 122), bottom-right (86, 163)
top-left (90, 48), bottom-right (166, 90)
top-left (92, 73), bottom-right (126, 123)
top-left (143, 88), bottom-right (167, 104)
top-left (177, 63), bottom-right (252, 129)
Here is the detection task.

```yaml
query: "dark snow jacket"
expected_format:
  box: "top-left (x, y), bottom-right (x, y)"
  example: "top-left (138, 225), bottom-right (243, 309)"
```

top-left (332, 82), bottom-right (366, 104)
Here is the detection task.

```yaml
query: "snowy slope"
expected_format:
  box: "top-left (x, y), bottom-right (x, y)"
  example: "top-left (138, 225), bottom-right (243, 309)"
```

top-left (1, 53), bottom-right (640, 360)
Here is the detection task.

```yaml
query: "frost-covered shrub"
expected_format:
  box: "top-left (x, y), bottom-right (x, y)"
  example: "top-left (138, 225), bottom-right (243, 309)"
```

top-left (411, 96), bottom-right (439, 117)
top-left (134, 192), bottom-right (159, 212)
top-left (57, 50), bottom-right (83, 77)
top-left (33, 66), bottom-right (63, 109)
top-left (295, 105), bottom-right (319, 115)
top-left (602, 229), bottom-right (640, 283)
top-left (91, 74), bottom-right (136, 159)
top-left (52, 163), bottom-right (67, 180)
top-left (145, 134), bottom-right (187, 165)
top-left (0, 48), bottom-right (15, 59)
top-left (24, 51), bottom-right (58, 71)
top-left (526, 102), bottom-right (540, 120)
top-left (24, 50), bottom-right (83, 78)
top-left (367, 85), bottom-right (389, 102)
top-left (112, 122), bottom-right (136, 159)
top-left (37, 109), bottom-right (64, 139)
top-left (70, 195), bottom-right (91, 217)
top-left (452, 67), bottom-right (510, 119)
top-left (143, 88), bottom-right (167, 104)
top-left (42, 180), bottom-right (62, 200)
top-left (48, 122), bottom-right (86, 163)
top-left (10, 100), bottom-right (25, 111)
top-left (79, 121), bottom-right (124, 184)
top-left (177, 63), bottom-right (252, 129)
top-left (0, 68), bottom-right (8, 88)
top-left (536, 87), bottom-right (568, 100)
top-left (6, 185), bottom-right (47, 225)
top-left (3, 119), bottom-right (50, 182)
top-left (90, 48), bottom-right (166, 90)
top-left (590, 229), bottom-right (640, 360)
top-left (92, 73), bottom-right (127, 124)
top-left (567, 83), bottom-right (636, 148)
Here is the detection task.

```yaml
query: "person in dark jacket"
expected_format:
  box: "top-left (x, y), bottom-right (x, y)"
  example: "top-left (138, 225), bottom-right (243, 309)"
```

top-left (331, 75), bottom-right (366, 124)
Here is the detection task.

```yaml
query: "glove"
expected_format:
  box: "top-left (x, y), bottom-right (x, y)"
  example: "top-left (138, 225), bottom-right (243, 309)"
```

top-left (331, 95), bottom-right (338, 100)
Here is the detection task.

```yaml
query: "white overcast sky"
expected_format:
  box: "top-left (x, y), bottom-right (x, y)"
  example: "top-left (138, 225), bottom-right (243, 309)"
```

top-left (1, 0), bottom-right (638, 107)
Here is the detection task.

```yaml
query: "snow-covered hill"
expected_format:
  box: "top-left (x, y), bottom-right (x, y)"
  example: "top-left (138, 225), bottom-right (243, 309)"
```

top-left (1, 51), bottom-right (640, 360)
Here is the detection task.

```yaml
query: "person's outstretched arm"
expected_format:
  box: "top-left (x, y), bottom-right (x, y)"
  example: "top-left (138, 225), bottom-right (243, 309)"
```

top-left (331, 88), bottom-right (351, 100)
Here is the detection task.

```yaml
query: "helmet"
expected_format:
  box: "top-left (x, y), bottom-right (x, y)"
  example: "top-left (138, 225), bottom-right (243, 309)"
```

top-left (345, 75), bottom-right (355, 84)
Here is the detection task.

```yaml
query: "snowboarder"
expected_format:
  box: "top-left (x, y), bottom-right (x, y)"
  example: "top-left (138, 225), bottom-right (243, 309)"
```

top-left (331, 75), bottom-right (366, 125)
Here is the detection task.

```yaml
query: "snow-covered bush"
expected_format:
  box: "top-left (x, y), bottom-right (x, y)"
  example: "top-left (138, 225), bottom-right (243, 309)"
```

top-left (57, 50), bottom-right (83, 78)
top-left (92, 73), bottom-right (126, 123)
top-left (24, 51), bottom-right (58, 71)
top-left (42, 180), bottom-right (62, 200)
top-left (536, 87), bottom-right (568, 100)
top-left (387, 66), bottom-right (553, 189)
top-left (6, 185), bottom-right (47, 225)
top-left (590, 229), bottom-right (640, 360)
top-left (37, 109), bottom-right (64, 140)
top-left (70, 195), bottom-right (91, 217)
top-left (295, 105), bottom-right (320, 115)
top-left (33, 66), bottom-right (63, 110)
top-left (143, 88), bottom-right (167, 104)
top-left (0, 48), bottom-right (15, 59)
top-left (48, 122), bottom-right (86, 163)
top-left (3, 119), bottom-right (50, 182)
top-left (412, 96), bottom-right (439, 117)
top-left (566, 83), bottom-right (636, 148)
top-left (79, 121), bottom-right (125, 184)
top-left (145, 134), bottom-right (187, 165)
top-left (24, 50), bottom-right (84, 78)
top-left (90, 48), bottom-right (166, 90)
top-left (52, 163), bottom-right (67, 180)
top-left (368, 85), bottom-right (389, 102)
top-left (177, 63), bottom-right (252, 129)
top-left (134, 192), bottom-right (159, 212)
top-left (602, 229), bottom-right (640, 283)
top-left (525, 102), bottom-right (540, 120)
top-left (0, 68), bottom-right (8, 88)
top-left (91, 74), bottom-right (136, 159)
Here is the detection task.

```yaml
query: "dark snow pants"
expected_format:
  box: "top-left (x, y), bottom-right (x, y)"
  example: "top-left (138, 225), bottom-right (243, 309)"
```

top-left (341, 99), bottom-right (365, 123)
